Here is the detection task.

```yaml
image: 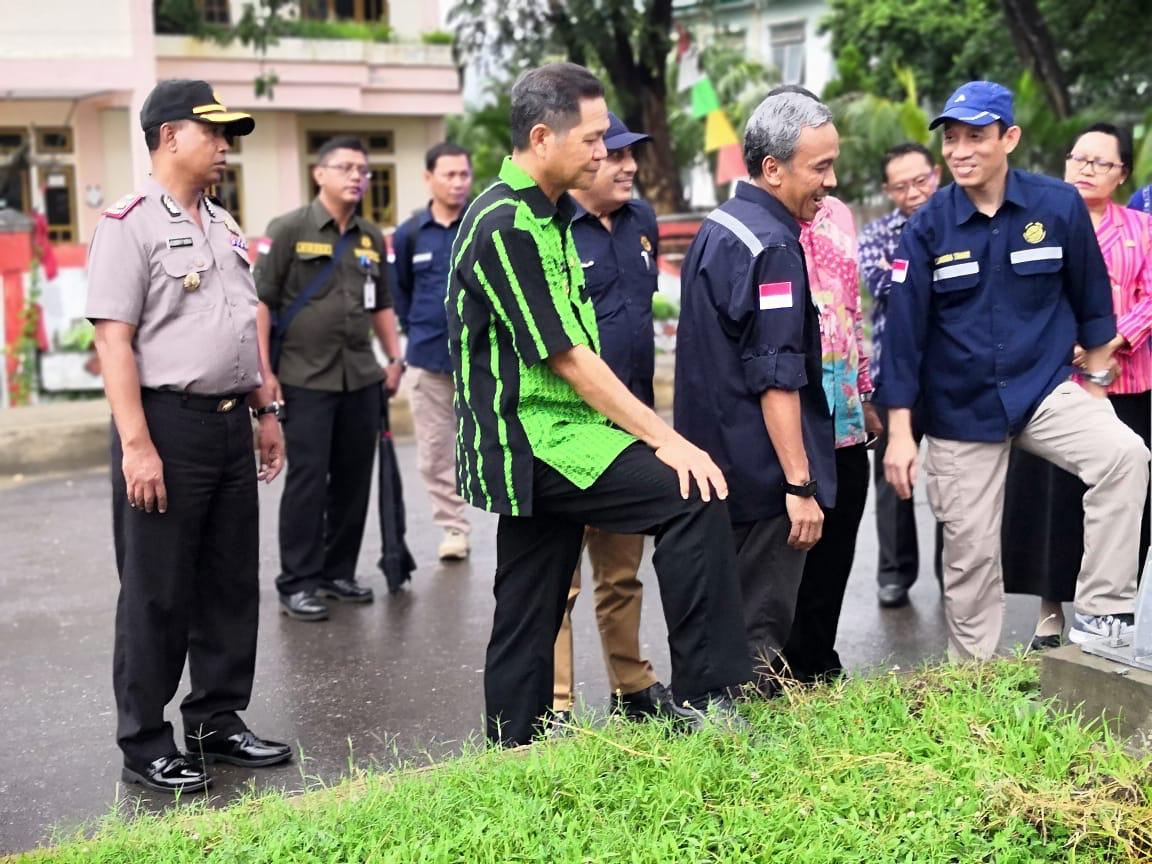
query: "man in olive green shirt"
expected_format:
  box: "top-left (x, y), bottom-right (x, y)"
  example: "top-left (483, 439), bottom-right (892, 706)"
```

top-left (449, 63), bottom-right (752, 746)
top-left (255, 136), bottom-right (403, 621)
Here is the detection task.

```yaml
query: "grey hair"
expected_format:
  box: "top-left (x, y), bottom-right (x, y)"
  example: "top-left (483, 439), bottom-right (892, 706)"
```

top-left (743, 91), bottom-right (833, 177)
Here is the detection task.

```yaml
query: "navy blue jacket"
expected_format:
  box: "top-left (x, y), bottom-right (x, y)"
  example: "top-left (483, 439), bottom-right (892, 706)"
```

top-left (571, 199), bottom-right (659, 406)
top-left (674, 181), bottom-right (835, 522)
top-left (391, 204), bottom-right (465, 374)
top-left (879, 169), bottom-right (1115, 440)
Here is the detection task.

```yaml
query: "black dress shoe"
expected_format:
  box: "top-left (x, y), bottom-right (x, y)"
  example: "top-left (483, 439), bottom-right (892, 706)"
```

top-left (667, 694), bottom-right (751, 734)
top-left (185, 730), bottom-right (292, 768)
top-left (877, 584), bottom-right (910, 608)
top-left (612, 681), bottom-right (676, 721)
top-left (279, 590), bottom-right (329, 621)
top-left (121, 753), bottom-right (211, 794)
top-left (316, 578), bottom-right (375, 604)
top-left (1028, 634), bottom-right (1063, 652)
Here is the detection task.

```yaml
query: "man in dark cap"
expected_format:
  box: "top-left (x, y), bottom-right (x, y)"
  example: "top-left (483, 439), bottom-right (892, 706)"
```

top-left (87, 79), bottom-right (292, 794)
top-left (881, 80), bottom-right (1150, 659)
top-left (552, 113), bottom-right (674, 721)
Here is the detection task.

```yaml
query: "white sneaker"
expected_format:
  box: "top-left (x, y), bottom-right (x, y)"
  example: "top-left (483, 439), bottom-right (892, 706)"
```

top-left (1068, 612), bottom-right (1135, 645)
top-left (438, 529), bottom-right (470, 561)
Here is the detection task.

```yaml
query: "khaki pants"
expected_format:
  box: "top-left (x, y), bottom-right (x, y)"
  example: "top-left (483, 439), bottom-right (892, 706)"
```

top-left (553, 529), bottom-right (656, 710)
top-left (925, 381), bottom-right (1150, 660)
top-left (409, 368), bottom-right (470, 535)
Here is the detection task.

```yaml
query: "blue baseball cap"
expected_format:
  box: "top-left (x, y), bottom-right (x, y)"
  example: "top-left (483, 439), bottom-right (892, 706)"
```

top-left (928, 81), bottom-right (1015, 130)
top-left (603, 112), bottom-right (650, 151)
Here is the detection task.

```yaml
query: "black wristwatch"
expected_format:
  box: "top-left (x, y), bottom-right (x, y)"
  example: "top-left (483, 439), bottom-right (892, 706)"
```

top-left (782, 478), bottom-right (818, 498)
top-left (252, 400), bottom-right (282, 420)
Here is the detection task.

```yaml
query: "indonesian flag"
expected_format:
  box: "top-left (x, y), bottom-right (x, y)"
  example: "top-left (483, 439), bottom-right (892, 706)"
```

top-left (759, 282), bottom-right (793, 310)
top-left (891, 259), bottom-right (909, 283)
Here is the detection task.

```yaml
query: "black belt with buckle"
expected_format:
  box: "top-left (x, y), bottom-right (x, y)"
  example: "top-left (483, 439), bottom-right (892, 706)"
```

top-left (142, 389), bottom-right (247, 414)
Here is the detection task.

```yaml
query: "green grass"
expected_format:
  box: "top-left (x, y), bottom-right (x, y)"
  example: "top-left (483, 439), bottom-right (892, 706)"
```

top-left (11, 661), bottom-right (1152, 863)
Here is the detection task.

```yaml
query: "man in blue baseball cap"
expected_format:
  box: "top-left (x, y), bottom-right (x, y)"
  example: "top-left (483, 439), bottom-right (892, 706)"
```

top-left (880, 80), bottom-right (1150, 658)
top-left (551, 112), bottom-right (679, 723)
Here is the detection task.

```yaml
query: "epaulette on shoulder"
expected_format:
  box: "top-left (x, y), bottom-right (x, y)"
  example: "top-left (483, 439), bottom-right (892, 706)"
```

top-left (103, 193), bottom-right (144, 220)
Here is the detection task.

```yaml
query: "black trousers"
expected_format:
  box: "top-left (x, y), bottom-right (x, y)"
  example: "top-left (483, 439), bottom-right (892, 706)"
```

top-left (485, 443), bottom-right (752, 746)
top-left (111, 393), bottom-right (259, 765)
top-left (784, 444), bottom-right (870, 682)
top-left (277, 383), bottom-right (381, 594)
top-left (732, 513), bottom-right (807, 685)
top-left (873, 405), bottom-right (943, 589)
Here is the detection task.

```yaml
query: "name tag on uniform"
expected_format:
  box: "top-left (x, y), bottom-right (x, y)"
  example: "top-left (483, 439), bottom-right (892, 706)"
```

top-left (296, 241), bottom-right (333, 256)
top-left (364, 277), bottom-right (376, 309)
top-left (412, 251), bottom-right (433, 264)
top-left (167, 237), bottom-right (194, 249)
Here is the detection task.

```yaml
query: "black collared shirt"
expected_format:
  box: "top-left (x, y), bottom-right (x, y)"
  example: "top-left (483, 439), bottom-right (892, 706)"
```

top-left (674, 181), bottom-right (835, 522)
top-left (570, 198), bottom-right (659, 406)
top-left (254, 198), bottom-right (392, 392)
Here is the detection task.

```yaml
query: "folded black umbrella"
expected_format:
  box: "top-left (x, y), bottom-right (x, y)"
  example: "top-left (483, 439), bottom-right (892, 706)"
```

top-left (377, 392), bottom-right (416, 593)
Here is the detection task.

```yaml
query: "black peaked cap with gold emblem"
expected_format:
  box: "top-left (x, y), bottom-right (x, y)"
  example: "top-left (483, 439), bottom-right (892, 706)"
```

top-left (140, 79), bottom-right (255, 137)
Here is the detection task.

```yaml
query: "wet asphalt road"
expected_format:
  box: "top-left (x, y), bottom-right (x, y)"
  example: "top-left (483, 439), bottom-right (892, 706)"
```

top-left (0, 442), bottom-right (1040, 854)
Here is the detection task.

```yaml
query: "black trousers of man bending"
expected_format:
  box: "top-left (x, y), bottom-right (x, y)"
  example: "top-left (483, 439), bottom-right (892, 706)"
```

top-left (111, 392), bottom-right (259, 766)
top-left (485, 443), bottom-right (753, 745)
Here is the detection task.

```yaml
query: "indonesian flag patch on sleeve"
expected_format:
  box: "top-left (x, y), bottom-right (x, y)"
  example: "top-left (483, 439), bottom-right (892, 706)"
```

top-left (758, 281), bottom-right (793, 311)
top-left (890, 259), bottom-right (909, 283)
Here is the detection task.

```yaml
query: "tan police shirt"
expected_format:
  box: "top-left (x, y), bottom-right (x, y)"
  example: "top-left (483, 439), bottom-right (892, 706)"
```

top-left (253, 198), bottom-right (391, 392)
top-left (85, 177), bottom-right (262, 395)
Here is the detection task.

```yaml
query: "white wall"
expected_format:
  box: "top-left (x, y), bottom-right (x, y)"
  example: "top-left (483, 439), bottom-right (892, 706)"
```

top-left (0, 0), bottom-right (135, 59)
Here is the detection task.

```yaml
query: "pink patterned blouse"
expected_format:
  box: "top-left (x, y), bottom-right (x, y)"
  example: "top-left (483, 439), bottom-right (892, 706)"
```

top-left (1099, 201), bottom-right (1152, 395)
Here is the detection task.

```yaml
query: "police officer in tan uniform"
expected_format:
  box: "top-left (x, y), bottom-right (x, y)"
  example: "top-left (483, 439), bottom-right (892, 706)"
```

top-left (87, 79), bottom-right (291, 794)
top-left (254, 136), bottom-right (403, 621)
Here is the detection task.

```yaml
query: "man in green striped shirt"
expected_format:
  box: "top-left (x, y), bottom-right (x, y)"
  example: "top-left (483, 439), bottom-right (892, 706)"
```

top-left (448, 63), bottom-right (753, 746)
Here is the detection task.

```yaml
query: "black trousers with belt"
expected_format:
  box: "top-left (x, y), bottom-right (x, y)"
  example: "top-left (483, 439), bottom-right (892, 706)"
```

top-left (485, 443), bottom-right (752, 746)
top-left (276, 382), bottom-right (381, 595)
top-left (784, 443), bottom-right (870, 682)
top-left (111, 391), bottom-right (259, 766)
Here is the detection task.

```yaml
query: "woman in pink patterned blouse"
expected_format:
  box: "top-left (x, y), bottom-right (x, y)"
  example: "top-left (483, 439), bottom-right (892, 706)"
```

top-left (1003, 123), bottom-right (1152, 648)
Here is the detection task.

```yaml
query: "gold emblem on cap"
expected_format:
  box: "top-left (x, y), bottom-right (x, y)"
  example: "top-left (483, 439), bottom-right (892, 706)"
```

top-left (640, 235), bottom-right (652, 253)
top-left (361, 235), bottom-right (372, 248)
top-left (183, 271), bottom-right (201, 292)
top-left (213, 91), bottom-right (223, 105)
top-left (1023, 222), bottom-right (1046, 244)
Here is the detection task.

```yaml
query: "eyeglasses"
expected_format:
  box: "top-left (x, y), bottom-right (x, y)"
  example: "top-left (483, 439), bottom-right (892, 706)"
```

top-left (1066, 153), bottom-right (1122, 174)
top-left (322, 162), bottom-right (373, 179)
top-left (885, 174), bottom-right (935, 196)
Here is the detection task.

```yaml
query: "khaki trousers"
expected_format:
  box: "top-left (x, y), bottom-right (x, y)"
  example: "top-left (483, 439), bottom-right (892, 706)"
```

top-left (409, 368), bottom-right (470, 535)
top-left (925, 381), bottom-right (1150, 660)
top-left (553, 529), bottom-right (657, 710)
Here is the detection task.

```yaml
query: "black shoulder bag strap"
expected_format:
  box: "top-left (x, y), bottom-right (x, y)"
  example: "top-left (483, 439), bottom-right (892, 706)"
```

top-left (270, 231), bottom-right (355, 372)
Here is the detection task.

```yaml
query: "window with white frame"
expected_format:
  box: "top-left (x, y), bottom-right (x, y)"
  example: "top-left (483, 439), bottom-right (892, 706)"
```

top-left (769, 21), bottom-right (806, 85)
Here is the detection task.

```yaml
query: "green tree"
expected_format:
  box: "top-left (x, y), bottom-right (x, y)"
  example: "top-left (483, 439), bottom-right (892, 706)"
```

top-left (821, 0), bottom-right (1152, 118)
top-left (450, 0), bottom-right (686, 213)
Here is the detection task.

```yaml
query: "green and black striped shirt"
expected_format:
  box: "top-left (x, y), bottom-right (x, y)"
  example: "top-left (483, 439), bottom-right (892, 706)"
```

top-left (448, 158), bottom-right (635, 516)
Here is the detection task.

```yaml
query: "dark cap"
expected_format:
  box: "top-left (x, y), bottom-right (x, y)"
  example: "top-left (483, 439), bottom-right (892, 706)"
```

top-left (929, 81), bottom-right (1014, 130)
top-left (140, 79), bottom-right (255, 137)
top-left (604, 112), bottom-right (650, 152)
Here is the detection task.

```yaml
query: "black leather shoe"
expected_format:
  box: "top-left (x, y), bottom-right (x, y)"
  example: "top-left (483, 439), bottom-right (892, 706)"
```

top-left (1028, 634), bottom-right (1063, 652)
top-left (668, 694), bottom-right (751, 734)
top-left (612, 681), bottom-right (676, 721)
top-left (877, 584), bottom-right (910, 608)
top-left (316, 579), bottom-right (374, 604)
top-left (185, 730), bottom-right (292, 768)
top-left (121, 753), bottom-right (211, 794)
top-left (279, 590), bottom-right (329, 621)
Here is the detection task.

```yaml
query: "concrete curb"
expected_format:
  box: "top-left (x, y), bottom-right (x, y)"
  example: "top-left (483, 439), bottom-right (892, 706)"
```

top-left (2, 358), bottom-right (675, 478)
